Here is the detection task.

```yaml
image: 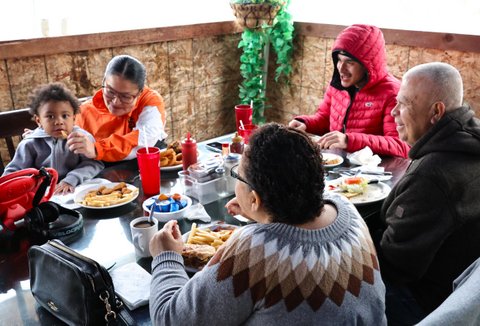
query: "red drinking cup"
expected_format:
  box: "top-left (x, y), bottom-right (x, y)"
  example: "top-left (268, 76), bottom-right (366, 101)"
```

top-left (235, 104), bottom-right (253, 133)
top-left (136, 147), bottom-right (160, 196)
top-left (238, 124), bottom-right (257, 144)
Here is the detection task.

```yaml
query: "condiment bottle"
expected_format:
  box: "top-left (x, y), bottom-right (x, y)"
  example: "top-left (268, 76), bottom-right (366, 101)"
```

top-left (222, 143), bottom-right (230, 158)
top-left (224, 153), bottom-right (241, 194)
top-left (181, 132), bottom-right (197, 171)
top-left (230, 132), bottom-right (244, 154)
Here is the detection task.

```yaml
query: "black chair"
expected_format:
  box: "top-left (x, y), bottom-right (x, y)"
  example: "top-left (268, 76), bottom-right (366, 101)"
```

top-left (0, 108), bottom-right (37, 174)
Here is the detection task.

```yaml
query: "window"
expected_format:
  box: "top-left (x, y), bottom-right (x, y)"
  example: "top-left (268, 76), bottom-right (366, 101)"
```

top-left (1, 0), bottom-right (478, 42)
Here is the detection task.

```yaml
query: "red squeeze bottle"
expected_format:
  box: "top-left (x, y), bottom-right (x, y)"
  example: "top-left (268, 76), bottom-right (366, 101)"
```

top-left (181, 132), bottom-right (197, 171)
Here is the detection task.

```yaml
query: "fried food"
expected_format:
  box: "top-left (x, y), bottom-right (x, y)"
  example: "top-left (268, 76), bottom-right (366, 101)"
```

top-left (186, 223), bottom-right (236, 250)
top-left (183, 223), bottom-right (237, 270)
top-left (80, 183), bottom-right (138, 207)
top-left (160, 141), bottom-right (183, 167)
top-left (60, 130), bottom-right (68, 139)
top-left (323, 157), bottom-right (342, 165)
top-left (182, 244), bottom-right (216, 270)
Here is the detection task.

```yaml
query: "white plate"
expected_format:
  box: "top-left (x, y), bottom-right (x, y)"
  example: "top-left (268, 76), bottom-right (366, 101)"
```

top-left (182, 223), bottom-right (240, 273)
top-left (74, 182), bottom-right (139, 209)
top-left (160, 151), bottom-right (203, 172)
top-left (325, 178), bottom-right (391, 205)
top-left (160, 164), bottom-right (182, 172)
top-left (142, 194), bottom-right (192, 222)
top-left (322, 153), bottom-right (344, 168)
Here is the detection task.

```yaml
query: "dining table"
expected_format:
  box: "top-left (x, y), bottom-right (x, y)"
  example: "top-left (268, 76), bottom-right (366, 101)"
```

top-left (0, 133), bottom-right (410, 326)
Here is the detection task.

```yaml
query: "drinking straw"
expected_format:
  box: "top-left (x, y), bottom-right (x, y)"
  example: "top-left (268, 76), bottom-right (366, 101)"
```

top-left (143, 126), bottom-right (149, 153)
top-left (250, 100), bottom-right (253, 109)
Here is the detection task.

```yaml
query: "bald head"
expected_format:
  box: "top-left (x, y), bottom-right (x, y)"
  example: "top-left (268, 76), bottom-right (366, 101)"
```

top-left (392, 63), bottom-right (465, 145)
top-left (403, 62), bottom-right (463, 112)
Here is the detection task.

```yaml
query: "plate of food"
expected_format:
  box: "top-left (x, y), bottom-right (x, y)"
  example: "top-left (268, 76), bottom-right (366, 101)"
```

top-left (160, 140), bottom-right (201, 171)
top-left (74, 182), bottom-right (139, 209)
top-left (322, 153), bottom-right (344, 168)
top-left (325, 176), bottom-right (391, 205)
top-left (142, 193), bottom-right (192, 222)
top-left (181, 222), bottom-right (239, 272)
top-left (160, 141), bottom-right (183, 171)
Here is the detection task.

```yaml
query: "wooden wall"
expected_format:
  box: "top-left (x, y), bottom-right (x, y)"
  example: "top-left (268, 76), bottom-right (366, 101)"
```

top-left (266, 24), bottom-right (480, 124)
top-left (1, 22), bottom-right (479, 165)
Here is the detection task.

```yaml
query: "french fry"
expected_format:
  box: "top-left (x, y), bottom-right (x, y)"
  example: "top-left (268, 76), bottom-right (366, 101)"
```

top-left (185, 224), bottom-right (236, 249)
top-left (187, 223), bottom-right (197, 244)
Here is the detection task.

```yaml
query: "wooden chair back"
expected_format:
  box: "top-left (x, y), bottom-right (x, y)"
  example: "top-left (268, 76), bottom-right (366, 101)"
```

top-left (0, 108), bottom-right (37, 173)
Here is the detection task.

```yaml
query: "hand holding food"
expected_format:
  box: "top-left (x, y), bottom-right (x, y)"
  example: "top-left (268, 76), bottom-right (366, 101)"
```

top-left (67, 131), bottom-right (97, 159)
top-left (149, 220), bottom-right (184, 257)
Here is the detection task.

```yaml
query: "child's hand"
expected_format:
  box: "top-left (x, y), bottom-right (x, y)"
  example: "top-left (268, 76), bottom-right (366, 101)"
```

top-left (54, 181), bottom-right (74, 195)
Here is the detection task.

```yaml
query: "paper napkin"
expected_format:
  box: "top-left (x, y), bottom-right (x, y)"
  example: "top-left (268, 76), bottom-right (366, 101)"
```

top-left (184, 203), bottom-right (212, 223)
top-left (110, 262), bottom-right (151, 310)
top-left (347, 146), bottom-right (382, 166)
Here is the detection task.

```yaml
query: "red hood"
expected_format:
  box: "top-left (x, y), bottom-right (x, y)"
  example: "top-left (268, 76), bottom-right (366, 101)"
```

top-left (331, 24), bottom-right (389, 91)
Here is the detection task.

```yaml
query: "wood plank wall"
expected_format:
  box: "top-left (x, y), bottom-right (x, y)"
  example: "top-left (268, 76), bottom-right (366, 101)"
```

top-left (0, 22), bottom-right (479, 165)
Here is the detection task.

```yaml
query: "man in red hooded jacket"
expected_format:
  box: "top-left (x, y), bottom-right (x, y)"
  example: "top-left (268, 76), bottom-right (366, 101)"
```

top-left (289, 24), bottom-right (410, 158)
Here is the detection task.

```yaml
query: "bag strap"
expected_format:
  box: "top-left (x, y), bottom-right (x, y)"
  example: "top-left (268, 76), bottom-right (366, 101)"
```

top-left (32, 167), bottom-right (52, 207)
top-left (115, 301), bottom-right (137, 326)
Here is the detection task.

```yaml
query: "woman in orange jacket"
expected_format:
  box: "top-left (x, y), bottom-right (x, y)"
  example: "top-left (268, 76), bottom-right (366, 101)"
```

top-left (68, 55), bottom-right (167, 162)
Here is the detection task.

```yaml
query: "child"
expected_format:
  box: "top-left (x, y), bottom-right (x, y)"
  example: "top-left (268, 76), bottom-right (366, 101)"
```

top-left (1, 83), bottom-right (104, 194)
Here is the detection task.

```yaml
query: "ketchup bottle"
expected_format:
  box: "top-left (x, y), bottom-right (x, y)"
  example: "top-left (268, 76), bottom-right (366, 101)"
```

top-left (181, 132), bottom-right (197, 171)
top-left (230, 132), bottom-right (244, 154)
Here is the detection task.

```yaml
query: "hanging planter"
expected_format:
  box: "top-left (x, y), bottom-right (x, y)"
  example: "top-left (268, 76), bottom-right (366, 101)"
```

top-left (230, 0), bottom-right (294, 125)
top-left (230, 2), bottom-right (281, 29)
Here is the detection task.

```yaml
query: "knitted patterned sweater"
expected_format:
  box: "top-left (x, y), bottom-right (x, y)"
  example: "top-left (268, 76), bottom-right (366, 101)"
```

top-left (150, 194), bottom-right (387, 325)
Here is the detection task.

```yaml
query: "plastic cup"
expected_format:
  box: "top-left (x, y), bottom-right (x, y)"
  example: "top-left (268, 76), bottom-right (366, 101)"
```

top-left (235, 104), bottom-right (253, 133)
top-left (238, 124), bottom-right (257, 144)
top-left (136, 147), bottom-right (160, 196)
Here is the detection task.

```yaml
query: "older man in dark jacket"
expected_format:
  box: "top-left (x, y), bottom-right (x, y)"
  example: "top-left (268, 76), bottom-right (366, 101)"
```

top-left (376, 62), bottom-right (480, 325)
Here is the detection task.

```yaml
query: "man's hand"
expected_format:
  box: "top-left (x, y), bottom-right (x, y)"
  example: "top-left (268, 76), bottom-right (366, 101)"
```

top-left (149, 220), bottom-right (184, 257)
top-left (67, 131), bottom-right (97, 159)
top-left (288, 119), bottom-right (307, 131)
top-left (317, 131), bottom-right (348, 149)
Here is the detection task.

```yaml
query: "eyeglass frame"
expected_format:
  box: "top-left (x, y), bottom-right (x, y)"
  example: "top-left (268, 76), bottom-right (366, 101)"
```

top-left (230, 164), bottom-right (255, 190)
top-left (101, 83), bottom-right (141, 104)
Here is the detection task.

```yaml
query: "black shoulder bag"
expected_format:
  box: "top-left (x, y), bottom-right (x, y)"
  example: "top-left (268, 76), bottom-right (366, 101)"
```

top-left (28, 239), bottom-right (136, 326)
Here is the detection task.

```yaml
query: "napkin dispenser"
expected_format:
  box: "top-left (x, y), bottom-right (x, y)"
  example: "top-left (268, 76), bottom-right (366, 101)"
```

top-left (187, 156), bottom-right (224, 183)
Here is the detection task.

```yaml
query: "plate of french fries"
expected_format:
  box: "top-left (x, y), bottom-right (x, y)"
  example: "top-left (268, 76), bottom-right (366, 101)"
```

top-left (181, 222), bottom-right (239, 271)
top-left (74, 182), bottom-right (139, 209)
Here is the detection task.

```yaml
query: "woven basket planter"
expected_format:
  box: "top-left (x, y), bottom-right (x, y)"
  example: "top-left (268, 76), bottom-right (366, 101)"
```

top-left (230, 3), bottom-right (281, 29)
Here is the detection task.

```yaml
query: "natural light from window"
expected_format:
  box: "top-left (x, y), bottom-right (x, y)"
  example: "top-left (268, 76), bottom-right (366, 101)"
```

top-left (1, 0), bottom-right (479, 42)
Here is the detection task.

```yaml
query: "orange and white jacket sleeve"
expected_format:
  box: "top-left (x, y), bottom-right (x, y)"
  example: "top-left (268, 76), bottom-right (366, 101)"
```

top-left (77, 87), bottom-right (167, 162)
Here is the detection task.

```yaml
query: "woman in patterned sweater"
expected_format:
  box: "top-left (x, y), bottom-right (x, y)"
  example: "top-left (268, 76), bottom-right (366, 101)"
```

top-left (149, 123), bottom-right (387, 325)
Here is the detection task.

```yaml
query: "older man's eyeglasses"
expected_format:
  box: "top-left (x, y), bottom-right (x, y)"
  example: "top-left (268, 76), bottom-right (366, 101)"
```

top-left (102, 84), bottom-right (140, 104)
top-left (230, 164), bottom-right (254, 189)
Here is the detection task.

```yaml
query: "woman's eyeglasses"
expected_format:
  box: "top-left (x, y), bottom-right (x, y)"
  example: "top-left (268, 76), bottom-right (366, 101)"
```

top-left (230, 164), bottom-right (254, 189)
top-left (102, 84), bottom-right (140, 104)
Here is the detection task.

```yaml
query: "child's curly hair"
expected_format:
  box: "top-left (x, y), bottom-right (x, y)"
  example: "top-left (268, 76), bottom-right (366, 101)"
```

top-left (28, 82), bottom-right (80, 116)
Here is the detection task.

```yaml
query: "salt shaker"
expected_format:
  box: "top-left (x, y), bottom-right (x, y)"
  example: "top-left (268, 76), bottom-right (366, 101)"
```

top-left (224, 153), bottom-right (241, 194)
top-left (230, 132), bottom-right (244, 154)
top-left (181, 132), bottom-right (197, 171)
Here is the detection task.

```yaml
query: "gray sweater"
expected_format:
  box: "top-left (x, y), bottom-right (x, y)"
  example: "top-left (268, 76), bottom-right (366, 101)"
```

top-left (2, 126), bottom-right (104, 187)
top-left (150, 194), bottom-right (387, 325)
